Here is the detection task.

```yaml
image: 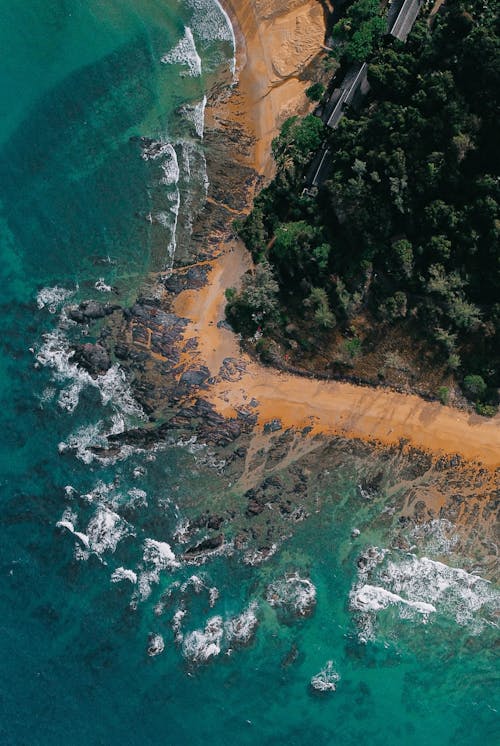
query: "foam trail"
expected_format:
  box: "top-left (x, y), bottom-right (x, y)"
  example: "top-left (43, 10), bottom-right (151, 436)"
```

top-left (187, 0), bottom-right (236, 78)
top-left (161, 26), bottom-right (202, 76)
top-left (351, 584), bottom-right (436, 616)
top-left (183, 96), bottom-right (207, 139)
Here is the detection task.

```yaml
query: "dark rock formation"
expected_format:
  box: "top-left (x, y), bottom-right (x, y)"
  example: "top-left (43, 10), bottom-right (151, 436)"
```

top-left (68, 300), bottom-right (120, 323)
top-left (73, 343), bottom-right (111, 374)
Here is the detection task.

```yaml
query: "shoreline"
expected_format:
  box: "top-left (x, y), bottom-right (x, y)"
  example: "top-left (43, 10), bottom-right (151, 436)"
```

top-left (169, 0), bottom-right (500, 470)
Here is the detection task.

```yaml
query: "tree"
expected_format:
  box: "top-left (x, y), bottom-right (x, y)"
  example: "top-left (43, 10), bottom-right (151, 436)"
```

top-left (225, 260), bottom-right (279, 334)
top-left (306, 83), bottom-right (325, 101)
top-left (306, 287), bottom-right (336, 330)
top-left (271, 115), bottom-right (325, 171)
top-left (333, 0), bottom-right (386, 63)
top-left (391, 239), bottom-right (414, 279)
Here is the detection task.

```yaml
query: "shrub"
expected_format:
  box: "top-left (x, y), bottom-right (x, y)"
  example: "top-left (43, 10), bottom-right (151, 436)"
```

top-left (463, 374), bottom-right (487, 400)
top-left (343, 337), bottom-right (362, 358)
top-left (475, 402), bottom-right (497, 417)
top-left (437, 386), bottom-right (450, 405)
top-left (306, 83), bottom-right (325, 102)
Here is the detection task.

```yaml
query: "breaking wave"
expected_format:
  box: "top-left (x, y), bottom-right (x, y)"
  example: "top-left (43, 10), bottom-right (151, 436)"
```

top-left (350, 548), bottom-right (500, 642)
top-left (36, 285), bottom-right (76, 314)
top-left (161, 26), bottom-right (202, 77)
top-left (180, 601), bottom-right (259, 662)
top-left (57, 506), bottom-right (134, 562)
top-left (186, 0), bottom-right (236, 76)
top-left (135, 539), bottom-right (181, 602)
top-left (36, 327), bottom-right (143, 420)
top-left (266, 573), bottom-right (317, 617)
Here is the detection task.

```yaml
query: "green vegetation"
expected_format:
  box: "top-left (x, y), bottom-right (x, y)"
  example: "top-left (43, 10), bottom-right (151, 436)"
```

top-left (306, 82), bottom-right (325, 101)
top-left (225, 260), bottom-right (279, 336)
top-left (333, 0), bottom-right (386, 63)
top-left (463, 374), bottom-right (487, 399)
top-left (230, 1), bottom-right (499, 410)
top-left (437, 386), bottom-right (450, 405)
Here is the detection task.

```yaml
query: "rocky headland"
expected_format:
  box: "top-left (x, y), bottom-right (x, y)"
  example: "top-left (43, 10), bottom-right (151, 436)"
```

top-left (66, 0), bottom-right (498, 578)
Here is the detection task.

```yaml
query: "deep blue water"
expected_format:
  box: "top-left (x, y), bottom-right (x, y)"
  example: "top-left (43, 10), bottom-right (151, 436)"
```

top-left (0, 2), bottom-right (498, 744)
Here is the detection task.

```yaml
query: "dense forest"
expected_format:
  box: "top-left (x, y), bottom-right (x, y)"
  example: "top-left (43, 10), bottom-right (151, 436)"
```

top-left (227, 0), bottom-right (500, 411)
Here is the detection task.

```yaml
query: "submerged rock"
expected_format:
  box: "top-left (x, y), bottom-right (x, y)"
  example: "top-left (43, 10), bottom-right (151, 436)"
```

top-left (147, 633), bottom-right (165, 657)
top-left (310, 661), bottom-right (340, 693)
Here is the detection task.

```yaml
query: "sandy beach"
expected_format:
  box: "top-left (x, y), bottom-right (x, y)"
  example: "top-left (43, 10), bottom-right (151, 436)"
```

top-left (173, 0), bottom-right (500, 470)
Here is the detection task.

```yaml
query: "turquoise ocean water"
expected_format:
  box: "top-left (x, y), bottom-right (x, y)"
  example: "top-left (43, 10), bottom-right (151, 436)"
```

top-left (0, 2), bottom-right (498, 744)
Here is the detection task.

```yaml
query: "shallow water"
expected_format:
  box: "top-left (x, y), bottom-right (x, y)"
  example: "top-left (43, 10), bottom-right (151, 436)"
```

top-left (0, 2), bottom-right (498, 745)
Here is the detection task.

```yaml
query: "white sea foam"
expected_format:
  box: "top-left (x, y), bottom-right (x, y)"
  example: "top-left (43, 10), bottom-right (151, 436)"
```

top-left (127, 488), bottom-right (148, 508)
top-left (111, 567), bottom-right (138, 584)
top-left (37, 328), bottom-right (143, 419)
top-left (186, 0), bottom-right (236, 76)
top-left (83, 507), bottom-right (133, 559)
top-left (56, 509), bottom-right (90, 549)
top-left (181, 574), bottom-right (205, 594)
top-left (173, 518), bottom-right (191, 544)
top-left (182, 615), bottom-right (224, 662)
top-left (409, 518), bottom-right (460, 555)
top-left (266, 573), bottom-right (317, 617)
top-left (182, 96), bottom-right (207, 139)
top-left (59, 422), bottom-right (107, 463)
top-left (225, 601), bottom-right (258, 645)
top-left (172, 608), bottom-right (187, 642)
top-left (351, 584), bottom-right (436, 616)
top-left (147, 634), bottom-right (165, 656)
top-left (166, 189), bottom-right (180, 263)
top-left (38, 387), bottom-right (56, 407)
top-left (79, 480), bottom-right (114, 505)
top-left (94, 278), bottom-right (112, 293)
top-left (159, 144), bottom-right (180, 186)
top-left (161, 26), bottom-right (202, 76)
top-left (310, 661), bottom-right (340, 693)
top-left (208, 587), bottom-right (219, 608)
top-left (243, 543), bottom-right (278, 566)
top-left (350, 548), bottom-right (500, 641)
top-left (383, 555), bottom-right (499, 629)
top-left (36, 285), bottom-right (75, 313)
top-left (141, 139), bottom-right (176, 162)
top-left (58, 506), bottom-right (133, 561)
top-left (136, 539), bottom-right (180, 601)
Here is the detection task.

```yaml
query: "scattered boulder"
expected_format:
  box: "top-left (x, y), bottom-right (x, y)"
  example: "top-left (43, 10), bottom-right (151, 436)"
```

top-left (68, 300), bottom-right (119, 323)
top-left (184, 534), bottom-right (224, 557)
top-left (264, 418), bottom-right (282, 434)
top-left (73, 343), bottom-right (111, 374)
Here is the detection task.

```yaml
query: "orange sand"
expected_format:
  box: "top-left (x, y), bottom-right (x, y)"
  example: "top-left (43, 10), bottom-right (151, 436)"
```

top-left (219, 0), bottom-right (326, 176)
top-left (171, 1), bottom-right (500, 470)
top-left (175, 247), bottom-right (500, 469)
